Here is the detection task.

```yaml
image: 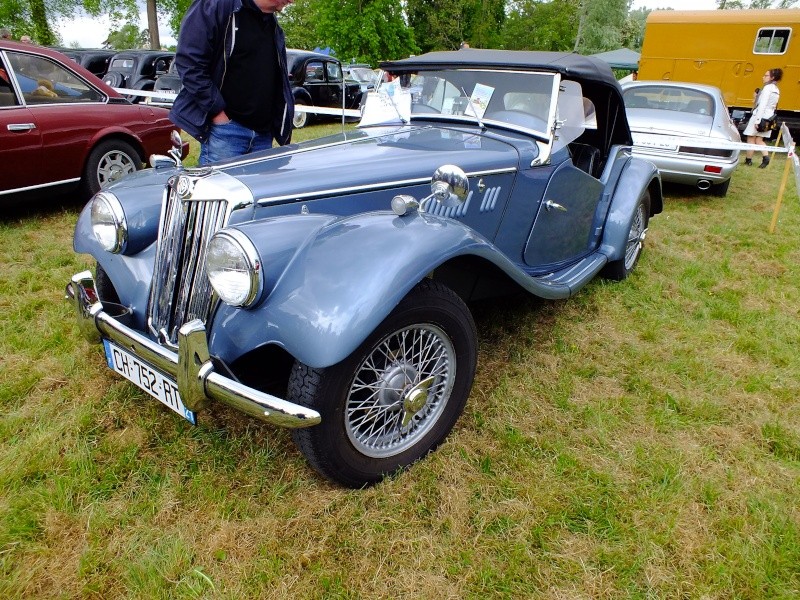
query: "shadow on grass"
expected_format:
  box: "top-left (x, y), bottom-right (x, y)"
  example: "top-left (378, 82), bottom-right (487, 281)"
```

top-left (1, 191), bottom-right (86, 222)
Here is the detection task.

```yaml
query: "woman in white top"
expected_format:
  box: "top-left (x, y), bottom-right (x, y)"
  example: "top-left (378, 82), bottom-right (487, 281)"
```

top-left (744, 68), bottom-right (782, 168)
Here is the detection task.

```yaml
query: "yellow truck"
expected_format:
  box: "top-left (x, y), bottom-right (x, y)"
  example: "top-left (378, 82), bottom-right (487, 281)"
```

top-left (638, 9), bottom-right (799, 131)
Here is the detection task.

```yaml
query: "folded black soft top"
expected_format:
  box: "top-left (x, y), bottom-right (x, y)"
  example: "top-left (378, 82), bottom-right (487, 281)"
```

top-left (381, 50), bottom-right (620, 89)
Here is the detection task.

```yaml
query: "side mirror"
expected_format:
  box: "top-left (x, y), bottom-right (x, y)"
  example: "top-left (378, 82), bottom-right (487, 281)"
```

top-left (150, 130), bottom-right (186, 169)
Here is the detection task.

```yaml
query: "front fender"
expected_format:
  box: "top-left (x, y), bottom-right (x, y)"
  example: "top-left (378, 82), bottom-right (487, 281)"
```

top-left (599, 157), bottom-right (661, 262)
top-left (210, 211), bottom-right (510, 369)
top-left (292, 87), bottom-right (313, 105)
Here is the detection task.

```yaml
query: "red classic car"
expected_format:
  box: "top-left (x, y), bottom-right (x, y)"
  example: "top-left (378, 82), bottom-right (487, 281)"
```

top-left (0, 41), bottom-right (181, 207)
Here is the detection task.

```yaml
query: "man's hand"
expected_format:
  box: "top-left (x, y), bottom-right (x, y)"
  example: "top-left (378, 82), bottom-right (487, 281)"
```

top-left (212, 111), bottom-right (231, 125)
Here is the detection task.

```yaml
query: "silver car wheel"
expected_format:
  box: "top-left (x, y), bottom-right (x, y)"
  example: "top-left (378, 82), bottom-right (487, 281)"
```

top-left (624, 202), bottom-right (647, 271)
top-left (344, 324), bottom-right (456, 459)
top-left (96, 149), bottom-right (137, 187)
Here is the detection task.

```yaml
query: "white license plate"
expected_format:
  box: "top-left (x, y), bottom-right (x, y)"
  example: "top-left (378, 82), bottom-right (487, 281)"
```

top-left (103, 339), bottom-right (197, 425)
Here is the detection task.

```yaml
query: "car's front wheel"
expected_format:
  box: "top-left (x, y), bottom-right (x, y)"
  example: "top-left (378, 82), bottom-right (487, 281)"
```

top-left (293, 101), bottom-right (308, 128)
top-left (290, 280), bottom-right (478, 488)
top-left (82, 139), bottom-right (141, 197)
top-left (602, 189), bottom-right (650, 281)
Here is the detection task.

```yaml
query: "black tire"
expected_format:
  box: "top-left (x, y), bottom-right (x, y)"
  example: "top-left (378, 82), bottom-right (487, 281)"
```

top-left (293, 101), bottom-right (308, 128)
top-left (81, 139), bottom-right (141, 197)
top-left (710, 178), bottom-right (730, 197)
top-left (290, 280), bottom-right (478, 488)
top-left (601, 190), bottom-right (650, 281)
top-left (95, 263), bottom-right (120, 304)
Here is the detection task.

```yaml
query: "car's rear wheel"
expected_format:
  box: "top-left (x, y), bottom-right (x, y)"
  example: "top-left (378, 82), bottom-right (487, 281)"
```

top-left (710, 178), bottom-right (730, 197)
top-left (293, 101), bottom-right (308, 128)
top-left (289, 280), bottom-right (477, 488)
top-left (82, 139), bottom-right (141, 197)
top-left (602, 189), bottom-right (650, 281)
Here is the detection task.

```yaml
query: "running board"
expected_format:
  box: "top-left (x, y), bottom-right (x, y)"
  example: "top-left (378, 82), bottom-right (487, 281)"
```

top-left (534, 253), bottom-right (608, 297)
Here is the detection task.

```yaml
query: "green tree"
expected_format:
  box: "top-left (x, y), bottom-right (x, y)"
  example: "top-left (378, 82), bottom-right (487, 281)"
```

top-left (105, 22), bottom-right (148, 48)
top-left (574, 0), bottom-right (629, 54)
top-left (407, 0), bottom-right (504, 52)
top-left (502, 0), bottom-right (580, 51)
top-left (314, 0), bottom-right (416, 64)
top-left (621, 7), bottom-right (649, 50)
top-left (280, 0), bottom-right (324, 51)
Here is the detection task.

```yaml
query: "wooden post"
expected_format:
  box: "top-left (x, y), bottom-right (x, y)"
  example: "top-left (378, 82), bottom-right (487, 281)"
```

top-left (769, 154), bottom-right (793, 233)
top-left (770, 125), bottom-right (783, 161)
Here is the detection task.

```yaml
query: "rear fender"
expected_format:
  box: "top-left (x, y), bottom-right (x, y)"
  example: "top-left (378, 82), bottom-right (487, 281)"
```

top-left (599, 157), bottom-right (661, 262)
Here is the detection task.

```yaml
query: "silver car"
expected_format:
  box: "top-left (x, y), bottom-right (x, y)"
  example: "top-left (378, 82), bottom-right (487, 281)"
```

top-left (622, 81), bottom-right (741, 197)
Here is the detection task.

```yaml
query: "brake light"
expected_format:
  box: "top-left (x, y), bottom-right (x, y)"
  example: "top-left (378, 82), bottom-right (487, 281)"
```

top-left (704, 165), bottom-right (723, 174)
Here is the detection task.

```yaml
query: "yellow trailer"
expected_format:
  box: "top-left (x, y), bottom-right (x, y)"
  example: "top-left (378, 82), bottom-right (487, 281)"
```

top-left (639, 9), bottom-right (799, 129)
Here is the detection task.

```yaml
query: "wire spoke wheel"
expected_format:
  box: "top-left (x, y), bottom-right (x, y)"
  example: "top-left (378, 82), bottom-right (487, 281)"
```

top-left (289, 280), bottom-right (477, 487)
top-left (601, 189), bottom-right (650, 281)
top-left (345, 324), bottom-right (455, 458)
top-left (624, 202), bottom-right (647, 271)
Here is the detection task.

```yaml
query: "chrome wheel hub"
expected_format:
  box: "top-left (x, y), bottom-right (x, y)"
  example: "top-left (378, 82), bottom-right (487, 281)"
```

top-left (98, 151), bottom-right (136, 186)
top-left (345, 324), bottom-right (455, 458)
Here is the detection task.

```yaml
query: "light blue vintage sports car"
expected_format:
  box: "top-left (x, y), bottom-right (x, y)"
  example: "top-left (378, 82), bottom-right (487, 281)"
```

top-left (67, 50), bottom-right (662, 487)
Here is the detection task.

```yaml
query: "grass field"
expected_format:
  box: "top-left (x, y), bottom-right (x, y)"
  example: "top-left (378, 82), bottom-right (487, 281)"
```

top-left (1, 131), bottom-right (799, 598)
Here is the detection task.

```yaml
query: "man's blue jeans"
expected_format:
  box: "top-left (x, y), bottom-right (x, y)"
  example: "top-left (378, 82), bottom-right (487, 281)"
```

top-left (199, 120), bottom-right (273, 165)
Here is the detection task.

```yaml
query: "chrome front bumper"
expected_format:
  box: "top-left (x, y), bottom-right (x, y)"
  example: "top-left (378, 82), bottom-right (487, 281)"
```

top-left (67, 271), bottom-right (321, 429)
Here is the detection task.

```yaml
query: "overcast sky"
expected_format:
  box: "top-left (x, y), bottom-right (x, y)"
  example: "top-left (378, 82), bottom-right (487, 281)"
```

top-left (56, 12), bottom-right (177, 49)
top-left (56, 2), bottom-right (721, 49)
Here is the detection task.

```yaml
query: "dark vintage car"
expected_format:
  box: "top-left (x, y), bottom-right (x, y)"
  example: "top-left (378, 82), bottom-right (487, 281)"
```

top-left (0, 41), bottom-right (182, 205)
top-left (288, 49), bottom-right (363, 128)
top-left (57, 48), bottom-right (116, 79)
top-left (146, 50), bottom-right (364, 123)
top-left (67, 50), bottom-right (662, 487)
top-left (148, 58), bottom-right (180, 106)
top-left (102, 50), bottom-right (174, 103)
top-left (343, 62), bottom-right (379, 94)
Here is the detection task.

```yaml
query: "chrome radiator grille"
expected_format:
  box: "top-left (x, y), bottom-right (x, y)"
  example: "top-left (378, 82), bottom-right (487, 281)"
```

top-left (148, 177), bottom-right (228, 345)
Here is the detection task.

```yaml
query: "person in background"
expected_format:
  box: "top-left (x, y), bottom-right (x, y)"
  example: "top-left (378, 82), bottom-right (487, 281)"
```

top-left (459, 41), bottom-right (470, 49)
top-left (19, 35), bottom-right (32, 43)
top-left (0, 29), bottom-right (11, 40)
top-left (743, 68), bottom-right (782, 168)
top-left (170, 0), bottom-right (295, 165)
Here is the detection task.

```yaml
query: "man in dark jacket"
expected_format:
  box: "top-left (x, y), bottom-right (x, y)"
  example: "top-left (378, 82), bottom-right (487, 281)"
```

top-left (170, 0), bottom-right (295, 164)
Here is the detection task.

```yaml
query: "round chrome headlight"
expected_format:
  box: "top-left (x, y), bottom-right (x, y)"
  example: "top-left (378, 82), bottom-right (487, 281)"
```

top-left (90, 192), bottom-right (127, 253)
top-left (206, 229), bottom-right (262, 307)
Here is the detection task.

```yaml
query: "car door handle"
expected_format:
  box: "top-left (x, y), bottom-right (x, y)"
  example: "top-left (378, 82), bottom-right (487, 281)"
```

top-left (544, 200), bottom-right (567, 212)
top-left (7, 123), bottom-right (36, 132)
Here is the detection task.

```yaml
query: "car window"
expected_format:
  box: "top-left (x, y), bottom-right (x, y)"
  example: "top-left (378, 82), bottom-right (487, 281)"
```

top-left (623, 86), bottom-right (714, 117)
top-left (7, 52), bottom-right (103, 105)
top-left (110, 58), bottom-right (134, 71)
top-left (401, 69), bottom-right (556, 134)
top-left (326, 62), bottom-right (342, 82)
top-left (753, 28), bottom-right (791, 54)
top-left (0, 57), bottom-right (20, 107)
top-left (305, 61), bottom-right (324, 83)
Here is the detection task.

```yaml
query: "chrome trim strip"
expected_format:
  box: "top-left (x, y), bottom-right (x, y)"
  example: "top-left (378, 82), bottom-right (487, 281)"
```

top-left (256, 167), bottom-right (517, 206)
top-left (68, 271), bottom-right (321, 428)
top-left (0, 177), bottom-right (81, 196)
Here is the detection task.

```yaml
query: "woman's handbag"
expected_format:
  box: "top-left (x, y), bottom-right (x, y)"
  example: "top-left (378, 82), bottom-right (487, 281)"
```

top-left (756, 115), bottom-right (778, 132)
